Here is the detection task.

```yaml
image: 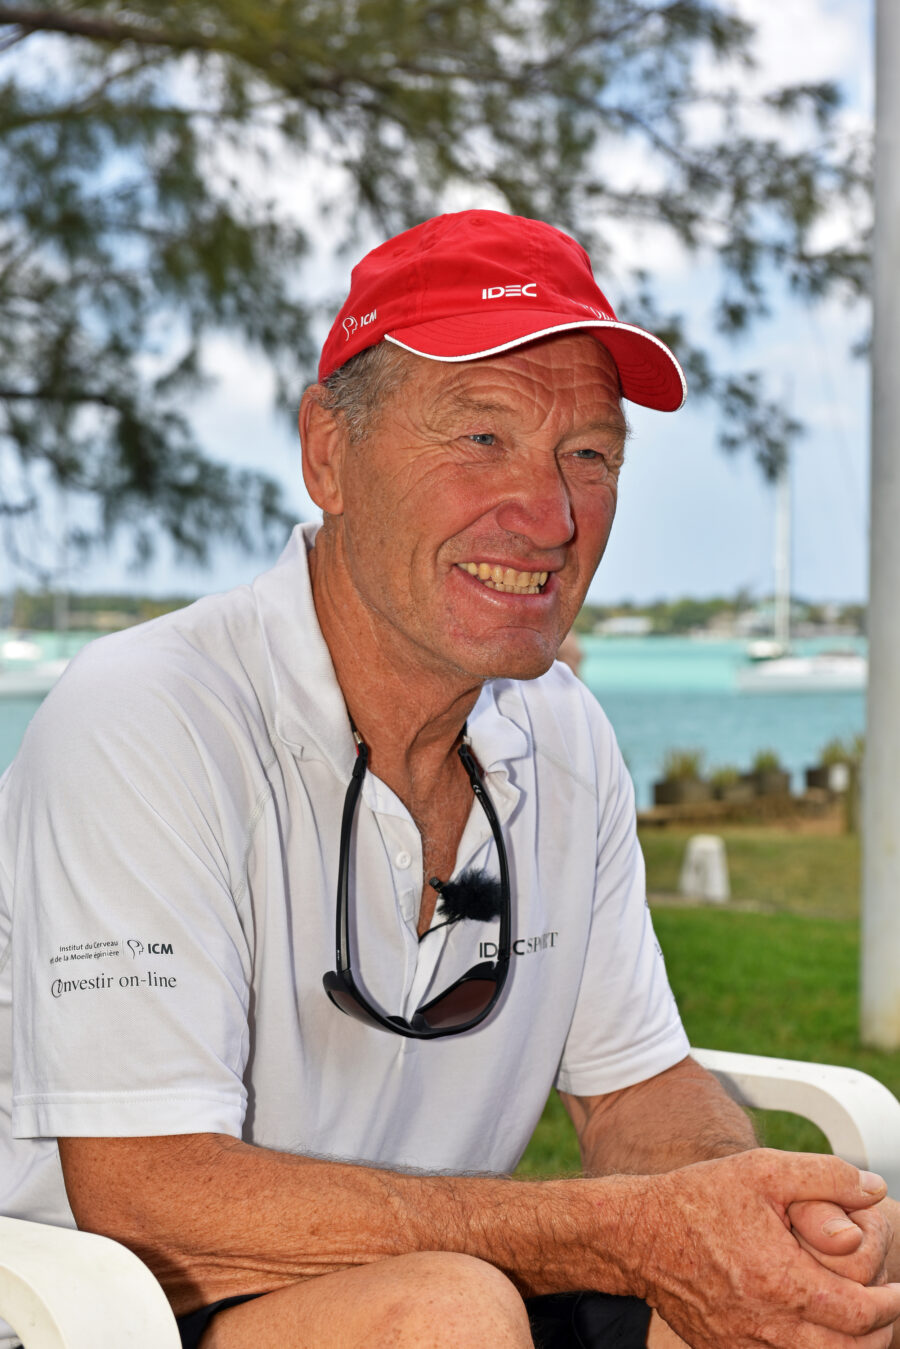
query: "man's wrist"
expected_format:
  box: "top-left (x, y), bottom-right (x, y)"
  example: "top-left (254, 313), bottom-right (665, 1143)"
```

top-left (500, 1173), bottom-right (660, 1301)
top-left (590, 1172), bottom-right (662, 1303)
top-left (402, 1171), bottom-right (659, 1301)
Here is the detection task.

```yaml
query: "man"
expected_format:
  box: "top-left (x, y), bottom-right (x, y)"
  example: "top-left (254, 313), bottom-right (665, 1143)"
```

top-left (1, 210), bottom-right (899, 1349)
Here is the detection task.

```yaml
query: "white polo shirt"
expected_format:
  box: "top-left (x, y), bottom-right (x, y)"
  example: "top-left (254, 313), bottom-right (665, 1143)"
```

top-left (0, 523), bottom-right (688, 1244)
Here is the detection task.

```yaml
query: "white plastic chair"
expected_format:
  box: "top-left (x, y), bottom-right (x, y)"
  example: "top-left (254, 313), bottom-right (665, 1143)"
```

top-left (0, 1216), bottom-right (180, 1347)
top-left (694, 1048), bottom-right (900, 1195)
top-left (2, 1049), bottom-right (900, 1347)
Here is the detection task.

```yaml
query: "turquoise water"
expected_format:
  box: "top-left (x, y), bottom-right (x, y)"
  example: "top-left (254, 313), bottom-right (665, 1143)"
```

top-left (0, 631), bottom-right (95, 775)
top-left (1, 630), bottom-right (867, 808)
top-left (582, 635), bottom-right (866, 807)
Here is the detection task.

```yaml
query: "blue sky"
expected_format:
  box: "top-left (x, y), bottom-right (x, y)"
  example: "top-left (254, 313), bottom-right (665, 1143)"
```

top-left (49, 0), bottom-right (874, 606)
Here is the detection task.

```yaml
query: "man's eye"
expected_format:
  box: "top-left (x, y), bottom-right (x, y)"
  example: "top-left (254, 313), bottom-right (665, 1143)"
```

top-left (573, 448), bottom-right (601, 460)
top-left (468, 433), bottom-right (495, 446)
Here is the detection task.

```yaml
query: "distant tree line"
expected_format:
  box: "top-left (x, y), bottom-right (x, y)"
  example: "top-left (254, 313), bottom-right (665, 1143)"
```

top-left (574, 596), bottom-right (866, 637)
top-left (5, 588), bottom-right (867, 637)
top-left (8, 588), bottom-right (196, 631)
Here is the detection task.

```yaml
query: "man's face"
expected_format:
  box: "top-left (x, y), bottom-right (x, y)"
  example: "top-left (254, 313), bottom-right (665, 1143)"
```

top-left (322, 332), bottom-right (627, 685)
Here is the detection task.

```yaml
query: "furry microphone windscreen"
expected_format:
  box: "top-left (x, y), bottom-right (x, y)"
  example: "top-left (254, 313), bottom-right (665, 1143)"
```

top-left (432, 867), bottom-right (503, 923)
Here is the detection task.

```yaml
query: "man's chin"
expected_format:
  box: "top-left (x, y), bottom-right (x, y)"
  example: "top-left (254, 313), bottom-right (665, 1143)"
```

top-left (464, 633), bottom-right (565, 683)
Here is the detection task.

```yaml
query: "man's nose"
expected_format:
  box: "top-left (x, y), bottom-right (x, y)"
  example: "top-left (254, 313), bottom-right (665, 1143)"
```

top-left (493, 461), bottom-right (575, 549)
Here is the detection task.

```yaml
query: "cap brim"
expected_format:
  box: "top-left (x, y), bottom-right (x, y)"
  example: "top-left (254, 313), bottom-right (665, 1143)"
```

top-left (386, 309), bottom-right (686, 412)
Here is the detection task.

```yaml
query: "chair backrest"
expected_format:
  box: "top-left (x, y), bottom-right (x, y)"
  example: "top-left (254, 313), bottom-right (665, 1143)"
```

top-left (0, 1216), bottom-right (180, 1349)
top-left (695, 1048), bottom-right (900, 1196)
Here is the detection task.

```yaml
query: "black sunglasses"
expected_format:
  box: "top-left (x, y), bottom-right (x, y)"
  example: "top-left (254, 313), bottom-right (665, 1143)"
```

top-left (322, 732), bottom-right (511, 1038)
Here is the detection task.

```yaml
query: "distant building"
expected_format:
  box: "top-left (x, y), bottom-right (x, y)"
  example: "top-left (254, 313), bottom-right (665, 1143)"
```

top-left (703, 611), bottom-right (738, 638)
top-left (734, 605), bottom-right (778, 638)
top-left (594, 615), bottom-right (653, 637)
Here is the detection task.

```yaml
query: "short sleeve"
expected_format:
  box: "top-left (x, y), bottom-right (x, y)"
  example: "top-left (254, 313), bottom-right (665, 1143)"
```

top-left (555, 719), bottom-right (690, 1097)
top-left (7, 641), bottom-right (261, 1140)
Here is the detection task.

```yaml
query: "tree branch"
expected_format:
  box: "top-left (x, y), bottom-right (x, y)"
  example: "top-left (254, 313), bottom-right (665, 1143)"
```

top-left (0, 6), bottom-right (219, 54)
top-left (0, 494), bottom-right (36, 517)
top-left (0, 23), bottom-right (27, 51)
top-left (0, 386), bottom-right (120, 409)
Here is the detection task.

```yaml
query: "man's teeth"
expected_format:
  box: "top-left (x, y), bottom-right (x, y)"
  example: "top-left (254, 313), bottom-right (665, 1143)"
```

top-left (458, 562), bottom-right (550, 594)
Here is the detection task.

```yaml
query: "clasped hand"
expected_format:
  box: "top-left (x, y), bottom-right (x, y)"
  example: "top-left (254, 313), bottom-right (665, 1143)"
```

top-left (635, 1149), bottom-right (900, 1348)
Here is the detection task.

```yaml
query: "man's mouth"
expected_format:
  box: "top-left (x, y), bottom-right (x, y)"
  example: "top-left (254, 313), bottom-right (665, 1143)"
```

top-left (457, 562), bottom-right (550, 595)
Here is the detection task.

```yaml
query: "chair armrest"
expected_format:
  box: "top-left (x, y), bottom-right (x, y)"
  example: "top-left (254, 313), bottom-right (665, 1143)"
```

top-left (0, 1216), bottom-right (180, 1349)
top-left (694, 1047), bottom-right (900, 1196)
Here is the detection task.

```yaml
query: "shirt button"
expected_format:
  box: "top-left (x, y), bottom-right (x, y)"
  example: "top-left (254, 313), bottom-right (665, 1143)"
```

top-left (395, 850), bottom-right (412, 869)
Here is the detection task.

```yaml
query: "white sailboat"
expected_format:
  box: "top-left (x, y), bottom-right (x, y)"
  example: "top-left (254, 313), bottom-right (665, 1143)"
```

top-left (0, 635), bottom-right (69, 698)
top-left (0, 504), bottom-right (74, 698)
top-left (736, 454), bottom-right (867, 693)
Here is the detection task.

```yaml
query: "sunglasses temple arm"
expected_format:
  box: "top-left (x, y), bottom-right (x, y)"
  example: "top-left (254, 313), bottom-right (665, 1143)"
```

top-left (335, 738), bottom-right (368, 974)
top-left (458, 742), bottom-right (511, 957)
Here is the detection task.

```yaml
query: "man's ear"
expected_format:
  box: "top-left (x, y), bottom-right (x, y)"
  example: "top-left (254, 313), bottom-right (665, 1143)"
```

top-left (299, 386), bottom-right (346, 515)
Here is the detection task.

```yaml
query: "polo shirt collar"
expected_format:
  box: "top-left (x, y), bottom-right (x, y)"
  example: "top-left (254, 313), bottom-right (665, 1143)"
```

top-left (252, 522), bottom-right (532, 776)
top-left (252, 522), bottom-right (357, 774)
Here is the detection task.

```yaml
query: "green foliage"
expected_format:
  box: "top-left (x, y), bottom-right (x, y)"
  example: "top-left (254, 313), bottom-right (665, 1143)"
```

top-left (752, 747), bottom-right (782, 773)
top-left (819, 735), bottom-right (864, 767)
top-left (709, 764), bottom-right (740, 789)
top-left (9, 586), bottom-right (193, 629)
top-left (820, 737), bottom-right (850, 767)
top-left (646, 596), bottom-right (732, 635)
top-left (0, 2), bottom-right (872, 572)
top-left (661, 747), bottom-right (704, 782)
top-left (577, 595), bottom-right (866, 637)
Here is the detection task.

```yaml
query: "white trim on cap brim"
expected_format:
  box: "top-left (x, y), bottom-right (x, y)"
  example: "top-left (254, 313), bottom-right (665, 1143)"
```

top-left (385, 320), bottom-right (687, 412)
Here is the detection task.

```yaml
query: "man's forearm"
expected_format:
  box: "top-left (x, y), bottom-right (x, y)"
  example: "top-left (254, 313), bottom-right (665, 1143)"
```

top-left (562, 1056), bottom-right (758, 1177)
top-left (58, 1133), bottom-right (648, 1314)
top-left (60, 1132), bottom-right (900, 1347)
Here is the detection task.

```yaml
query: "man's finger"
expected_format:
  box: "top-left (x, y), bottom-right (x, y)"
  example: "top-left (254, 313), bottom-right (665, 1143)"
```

top-left (793, 1211), bottom-right (891, 1289)
top-left (791, 1200), bottom-right (865, 1255)
top-left (832, 1328), bottom-right (894, 1349)
top-left (795, 1324), bottom-right (894, 1349)
top-left (753, 1150), bottom-right (888, 1213)
top-left (795, 1271), bottom-right (900, 1335)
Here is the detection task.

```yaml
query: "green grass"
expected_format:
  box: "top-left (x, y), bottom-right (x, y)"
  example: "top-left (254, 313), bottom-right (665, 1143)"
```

top-left (654, 907), bottom-right (900, 1152)
top-left (518, 887), bottom-right (900, 1175)
top-left (638, 827), bottom-right (860, 920)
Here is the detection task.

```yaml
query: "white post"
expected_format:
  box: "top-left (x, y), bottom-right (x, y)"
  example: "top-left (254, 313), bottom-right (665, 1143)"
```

top-left (861, 0), bottom-right (900, 1048)
top-left (773, 454), bottom-right (791, 653)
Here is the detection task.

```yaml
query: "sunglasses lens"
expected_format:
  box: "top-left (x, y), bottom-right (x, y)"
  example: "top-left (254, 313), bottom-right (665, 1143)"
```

top-left (419, 975), bottom-right (497, 1030)
top-left (323, 975), bottom-right (382, 1027)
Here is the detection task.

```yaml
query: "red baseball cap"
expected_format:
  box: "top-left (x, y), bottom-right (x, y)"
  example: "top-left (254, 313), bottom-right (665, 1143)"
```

top-left (318, 210), bottom-right (686, 412)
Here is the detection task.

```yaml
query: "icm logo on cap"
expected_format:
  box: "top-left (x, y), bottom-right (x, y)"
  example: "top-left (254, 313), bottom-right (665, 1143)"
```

top-left (481, 284), bottom-right (537, 300)
top-left (342, 310), bottom-right (377, 341)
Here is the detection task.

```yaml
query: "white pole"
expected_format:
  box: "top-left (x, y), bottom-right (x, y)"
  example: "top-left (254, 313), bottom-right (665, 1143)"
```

top-left (773, 453), bottom-right (791, 653)
top-left (861, 0), bottom-right (900, 1048)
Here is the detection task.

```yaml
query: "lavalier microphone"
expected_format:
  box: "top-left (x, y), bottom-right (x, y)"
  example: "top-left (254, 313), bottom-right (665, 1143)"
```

top-left (428, 867), bottom-right (504, 923)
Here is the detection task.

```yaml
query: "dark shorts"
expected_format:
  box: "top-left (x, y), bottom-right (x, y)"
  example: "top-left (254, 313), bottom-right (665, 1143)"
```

top-left (176, 1289), bottom-right (652, 1348)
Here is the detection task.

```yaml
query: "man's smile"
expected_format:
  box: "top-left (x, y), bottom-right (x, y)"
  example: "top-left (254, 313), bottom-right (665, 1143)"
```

top-left (456, 562), bottom-right (551, 595)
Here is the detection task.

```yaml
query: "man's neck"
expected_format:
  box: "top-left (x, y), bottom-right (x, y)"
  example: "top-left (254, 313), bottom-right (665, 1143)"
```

top-left (308, 536), bottom-right (484, 801)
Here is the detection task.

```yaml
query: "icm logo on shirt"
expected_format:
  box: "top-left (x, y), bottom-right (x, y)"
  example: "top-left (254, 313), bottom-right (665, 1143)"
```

top-left (127, 938), bottom-right (174, 958)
